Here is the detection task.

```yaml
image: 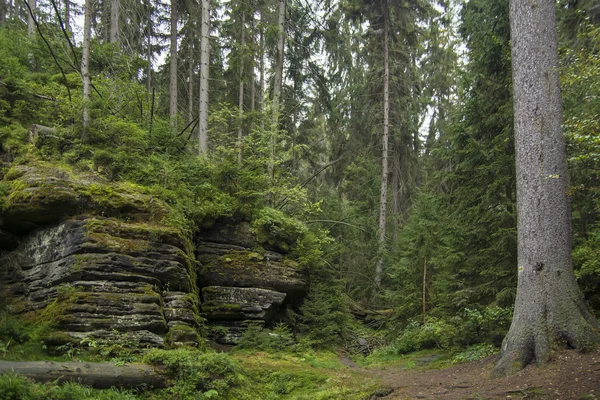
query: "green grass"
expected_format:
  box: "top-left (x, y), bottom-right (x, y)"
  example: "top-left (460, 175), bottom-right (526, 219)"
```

top-left (357, 349), bottom-right (453, 370)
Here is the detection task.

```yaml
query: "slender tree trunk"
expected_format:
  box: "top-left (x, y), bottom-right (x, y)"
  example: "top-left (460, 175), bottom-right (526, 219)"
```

top-left (81, 0), bottom-right (94, 140)
top-left (375, 2), bottom-right (390, 288)
top-left (146, 32), bottom-right (152, 93)
top-left (27, 0), bottom-right (36, 37)
top-left (169, 0), bottom-right (178, 129)
top-left (237, 12), bottom-right (246, 163)
top-left (188, 42), bottom-right (194, 124)
top-left (494, 0), bottom-right (600, 377)
top-left (0, 0), bottom-right (6, 24)
top-left (423, 256), bottom-right (427, 324)
top-left (198, 0), bottom-right (210, 155)
top-left (110, 0), bottom-right (119, 44)
top-left (269, 0), bottom-right (285, 178)
top-left (259, 10), bottom-right (265, 131)
top-left (63, 0), bottom-right (71, 36)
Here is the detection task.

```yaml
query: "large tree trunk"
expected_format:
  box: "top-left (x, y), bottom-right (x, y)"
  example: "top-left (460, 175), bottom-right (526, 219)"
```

top-left (169, 0), bottom-right (178, 128)
top-left (81, 0), bottom-right (93, 139)
top-left (259, 9), bottom-right (265, 131)
top-left (198, 0), bottom-right (210, 155)
top-left (375, 1), bottom-right (390, 288)
top-left (110, 0), bottom-right (119, 44)
top-left (269, 0), bottom-right (285, 179)
top-left (0, 361), bottom-right (168, 389)
top-left (494, 0), bottom-right (600, 377)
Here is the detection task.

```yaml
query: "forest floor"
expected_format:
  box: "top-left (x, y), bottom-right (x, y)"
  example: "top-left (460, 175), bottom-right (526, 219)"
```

top-left (347, 347), bottom-right (600, 400)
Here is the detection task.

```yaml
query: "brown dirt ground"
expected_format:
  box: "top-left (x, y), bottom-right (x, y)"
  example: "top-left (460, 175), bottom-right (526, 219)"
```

top-left (366, 347), bottom-right (600, 400)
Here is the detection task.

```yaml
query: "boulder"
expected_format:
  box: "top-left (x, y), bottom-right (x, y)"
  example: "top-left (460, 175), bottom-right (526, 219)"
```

top-left (197, 222), bottom-right (308, 343)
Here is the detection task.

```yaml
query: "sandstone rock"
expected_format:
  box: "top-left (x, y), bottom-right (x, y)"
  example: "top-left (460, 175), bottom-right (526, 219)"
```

top-left (202, 286), bottom-right (286, 321)
top-left (0, 217), bottom-right (200, 348)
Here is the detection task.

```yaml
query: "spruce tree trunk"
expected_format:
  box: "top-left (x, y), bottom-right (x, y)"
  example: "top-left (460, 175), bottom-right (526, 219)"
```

top-left (0, 0), bottom-right (6, 24)
top-left (269, 0), bottom-right (285, 179)
top-left (64, 0), bottom-right (70, 34)
top-left (27, 0), bottom-right (36, 37)
top-left (375, 1), bottom-right (390, 288)
top-left (237, 12), bottom-right (246, 163)
top-left (81, 0), bottom-right (93, 139)
top-left (110, 0), bottom-right (119, 44)
top-left (494, 0), bottom-right (600, 377)
top-left (188, 42), bottom-right (194, 124)
top-left (198, 0), bottom-right (210, 154)
top-left (169, 0), bottom-right (178, 128)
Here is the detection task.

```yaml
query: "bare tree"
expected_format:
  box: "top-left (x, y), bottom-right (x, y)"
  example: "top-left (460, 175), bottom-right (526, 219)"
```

top-left (269, 0), bottom-right (285, 178)
top-left (110, 0), bottom-right (119, 44)
top-left (494, 0), bottom-right (600, 377)
top-left (169, 0), bottom-right (178, 128)
top-left (81, 0), bottom-right (94, 139)
top-left (375, 0), bottom-right (390, 287)
top-left (198, 0), bottom-right (210, 154)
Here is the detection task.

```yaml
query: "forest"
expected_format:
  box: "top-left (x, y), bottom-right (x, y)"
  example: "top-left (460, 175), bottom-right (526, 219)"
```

top-left (0, 0), bottom-right (599, 398)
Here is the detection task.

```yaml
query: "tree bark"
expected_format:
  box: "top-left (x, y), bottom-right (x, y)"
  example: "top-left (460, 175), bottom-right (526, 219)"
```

top-left (81, 0), bottom-right (94, 140)
top-left (110, 0), bottom-right (119, 44)
top-left (375, 1), bottom-right (390, 288)
top-left (198, 0), bottom-right (210, 155)
top-left (169, 0), bottom-right (178, 129)
top-left (268, 0), bottom-right (285, 179)
top-left (237, 12), bottom-right (246, 163)
top-left (494, 0), bottom-right (600, 377)
top-left (27, 0), bottom-right (36, 38)
top-left (0, 361), bottom-right (168, 389)
top-left (188, 41), bottom-right (194, 124)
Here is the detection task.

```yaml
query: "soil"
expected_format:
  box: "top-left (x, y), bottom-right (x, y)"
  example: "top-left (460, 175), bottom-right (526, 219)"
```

top-left (365, 347), bottom-right (600, 400)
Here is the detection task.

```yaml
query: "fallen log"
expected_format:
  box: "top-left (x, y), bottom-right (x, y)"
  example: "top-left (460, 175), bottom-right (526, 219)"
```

top-left (0, 361), bottom-right (169, 390)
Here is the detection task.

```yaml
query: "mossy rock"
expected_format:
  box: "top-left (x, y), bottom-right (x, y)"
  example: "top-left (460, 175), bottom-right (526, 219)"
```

top-left (0, 162), bottom-right (171, 233)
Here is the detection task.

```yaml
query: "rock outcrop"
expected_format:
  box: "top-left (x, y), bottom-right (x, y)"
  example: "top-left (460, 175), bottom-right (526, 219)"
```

top-left (0, 164), bottom-right (200, 348)
top-left (197, 222), bottom-right (308, 344)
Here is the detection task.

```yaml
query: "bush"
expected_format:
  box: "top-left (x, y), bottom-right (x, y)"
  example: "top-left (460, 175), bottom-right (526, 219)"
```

top-left (143, 349), bottom-right (242, 399)
top-left (237, 323), bottom-right (295, 352)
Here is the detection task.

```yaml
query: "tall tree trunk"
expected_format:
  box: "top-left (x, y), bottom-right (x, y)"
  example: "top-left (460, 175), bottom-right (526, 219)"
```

top-left (81, 0), bottom-right (94, 140)
top-left (375, 2), bottom-right (390, 288)
top-left (169, 0), bottom-right (178, 128)
top-left (269, 0), bottom-right (285, 178)
top-left (188, 42), bottom-right (194, 124)
top-left (237, 12), bottom-right (246, 163)
top-left (64, 0), bottom-right (71, 35)
top-left (0, 0), bottom-right (6, 24)
top-left (146, 32), bottom-right (152, 93)
top-left (259, 9), bottom-right (265, 131)
top-left (110, 0), bottom-right (119, 44)
top-left (198, 0), bottom-right (210, 155)
top-left (494, 0), bottom-right (600, 377)
top-left (27, 0), bottom-right (36, 37)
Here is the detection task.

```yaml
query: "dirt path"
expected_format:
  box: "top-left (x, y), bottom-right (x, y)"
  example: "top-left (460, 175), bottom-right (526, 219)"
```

top-left (365, 348), bottom-right (600, 399)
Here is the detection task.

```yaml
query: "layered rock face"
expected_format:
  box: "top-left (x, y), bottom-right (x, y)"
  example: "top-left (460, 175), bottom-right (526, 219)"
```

top-left (0, 164), bottom-right (200, 348)
top-left (197, 223), bottom-right (308, 344)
